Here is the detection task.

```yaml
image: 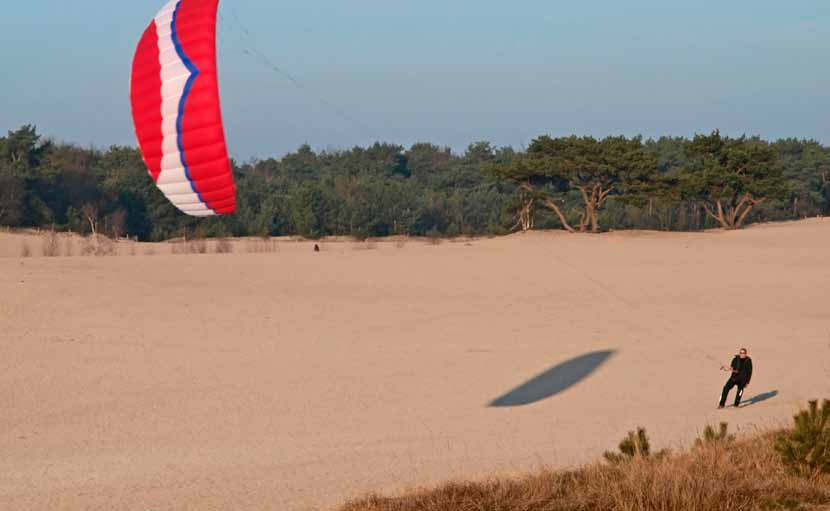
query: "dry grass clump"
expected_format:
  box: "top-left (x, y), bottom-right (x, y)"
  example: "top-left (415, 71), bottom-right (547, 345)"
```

top-left (340, 431), bottom-right (830, 511)
top-left (41, 230), bottom-right (61, 257)
top-left (21, 241), bottom-right (31, 258)
top-left (98, 238), bottom-right (117, 256)
top-left (80, 235), bottom-right (117, 256)
top-left (215, 237), bottom-right (233, 254)
top-left (170, 240), bottom-right (186, 255)
top-left (190, 239), bottom-right (208, 254)
top-left (170, 239), bottom-right (208, 255)
top-left (352, 241), bottom-right (378, 251)
top-left (246, 237), bottom-right (279, 253)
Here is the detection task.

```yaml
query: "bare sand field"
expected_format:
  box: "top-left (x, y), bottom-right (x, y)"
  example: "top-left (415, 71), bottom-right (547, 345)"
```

top-left (2, 220), bottom-right (829, 510)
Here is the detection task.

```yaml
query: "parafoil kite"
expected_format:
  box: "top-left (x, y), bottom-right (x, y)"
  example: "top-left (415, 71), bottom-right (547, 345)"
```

top-left (130, 0), bottom-right (236, 216)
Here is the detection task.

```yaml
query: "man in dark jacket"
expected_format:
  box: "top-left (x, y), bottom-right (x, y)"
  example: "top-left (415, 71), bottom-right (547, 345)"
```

top-left (719, 347), bottom-right (753, 408)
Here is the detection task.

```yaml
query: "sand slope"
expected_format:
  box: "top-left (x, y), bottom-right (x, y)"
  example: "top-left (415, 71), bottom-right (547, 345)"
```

top-left (2, 220), bottom-right (830, 510)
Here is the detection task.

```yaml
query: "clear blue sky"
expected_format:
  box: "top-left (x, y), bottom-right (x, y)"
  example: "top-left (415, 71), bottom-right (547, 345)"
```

top-left (1, 1), bottom-right (828, 160)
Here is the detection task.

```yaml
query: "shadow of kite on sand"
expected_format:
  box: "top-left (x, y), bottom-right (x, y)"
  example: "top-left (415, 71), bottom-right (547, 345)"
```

top-left (489, 350), bottom-right (616, 407)
top-left (740, 390), bottom-right (778, 408)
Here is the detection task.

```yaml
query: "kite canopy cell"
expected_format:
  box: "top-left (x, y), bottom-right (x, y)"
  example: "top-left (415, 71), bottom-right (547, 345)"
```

top-left (130, 0), bottom-right (236, 216)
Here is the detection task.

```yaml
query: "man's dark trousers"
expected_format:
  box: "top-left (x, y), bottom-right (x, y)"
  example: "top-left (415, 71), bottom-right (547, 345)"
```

top-left (720, 379), bottom-right (745, 407)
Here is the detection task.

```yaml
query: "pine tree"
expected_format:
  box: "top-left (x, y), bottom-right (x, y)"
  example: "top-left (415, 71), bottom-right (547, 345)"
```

top-left (604, 428), bottom-right (669, 463)
top-left (775, 399), bottom-right (830, 477)
top-left (695, 422), bottom-right (734, 448)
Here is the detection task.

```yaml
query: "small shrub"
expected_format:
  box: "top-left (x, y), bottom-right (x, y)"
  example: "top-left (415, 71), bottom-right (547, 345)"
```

top-left (395, 239), bottom-right (406, 249)
top-left (42, 231), bottom-right (61, 257)
top-left (64, 237), bottom-right (74, 256)
top-left (604, 427), bottom-right (669, 464)
top-left (775, 399), bottom-right (830, 477)
top-left (21, 242), bottom-right (31, 258)
top-left (215, 238), bottom-right (233, 254)
top-left (696, 422), bottom-right (735, 448)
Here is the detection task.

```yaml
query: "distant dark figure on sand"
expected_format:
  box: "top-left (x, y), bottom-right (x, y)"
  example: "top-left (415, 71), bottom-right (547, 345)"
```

top-left (314, 244), bottom-right (320, 252)
top-left (719, 347), bottom-right (753, 408)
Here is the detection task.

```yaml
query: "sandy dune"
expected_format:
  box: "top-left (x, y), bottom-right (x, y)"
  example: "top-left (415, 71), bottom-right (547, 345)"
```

top-left (2, 220), bottom-right (830, 510)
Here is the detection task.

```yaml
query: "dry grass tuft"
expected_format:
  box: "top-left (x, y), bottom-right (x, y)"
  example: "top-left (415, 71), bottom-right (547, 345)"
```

top-left (352, 241), bottom-right (378, 251)
top-left (246, 237), bottom-right (279, 253)
top-left (80, 235), bottom-right (117, 256)
top-left (340, 431), bottom-right (830, 511)
top-left (41, 231), bottom-right (61, 257)
top-left (190, 239), bottom-right (208, 254)
top-left (21, 241), bottom-right (31, 258)
top-left (215, 238), bottom-right (233, 254)
top-left (170, 239), bottom-right (208, 255)
top-left (170, 240), bottom-right (187, 255)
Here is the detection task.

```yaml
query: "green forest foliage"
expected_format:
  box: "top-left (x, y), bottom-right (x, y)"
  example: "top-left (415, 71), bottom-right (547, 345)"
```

top-left (1, 125), bottom-right (828, 240)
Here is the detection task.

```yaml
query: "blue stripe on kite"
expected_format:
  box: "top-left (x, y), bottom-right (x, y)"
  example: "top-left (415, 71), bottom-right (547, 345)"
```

top-left (171, 0), bottom-right (213, 214)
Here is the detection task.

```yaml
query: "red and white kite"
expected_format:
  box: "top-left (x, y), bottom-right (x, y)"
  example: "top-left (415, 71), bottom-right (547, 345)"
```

top-left (130, 0), bottom-right (236, 216)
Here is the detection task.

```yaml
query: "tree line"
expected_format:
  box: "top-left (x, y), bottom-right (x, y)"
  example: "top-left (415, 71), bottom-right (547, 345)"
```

top-left (1, 125), bottom-right (828, 241)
